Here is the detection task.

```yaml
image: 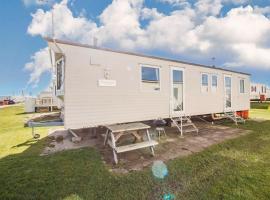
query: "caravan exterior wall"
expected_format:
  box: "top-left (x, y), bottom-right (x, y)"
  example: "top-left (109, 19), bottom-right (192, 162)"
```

top-left (250, 83), bottom-right (268, 100)
top-left (267, 88), bottom-right (270, 100)
top-left (48, 40), bottom-right (250, 129)
top-left (24, 97), bottom-right (36, 113)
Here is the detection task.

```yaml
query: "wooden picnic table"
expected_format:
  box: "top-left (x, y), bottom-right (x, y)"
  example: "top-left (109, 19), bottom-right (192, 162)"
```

top-left (103, 122), bottom-right (158, 164)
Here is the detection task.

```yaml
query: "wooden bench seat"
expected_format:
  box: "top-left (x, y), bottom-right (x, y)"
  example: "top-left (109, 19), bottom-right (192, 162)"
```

top-left (115, 140), bottom-right (158, 153)
top-left (104, 122), bottom-right (158, 164)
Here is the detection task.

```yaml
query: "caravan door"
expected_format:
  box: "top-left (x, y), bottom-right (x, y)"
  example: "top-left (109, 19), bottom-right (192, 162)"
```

top-left (224, 75), bottom-right (232, 111)
top-left (170, 67), bottom-right (184, 116)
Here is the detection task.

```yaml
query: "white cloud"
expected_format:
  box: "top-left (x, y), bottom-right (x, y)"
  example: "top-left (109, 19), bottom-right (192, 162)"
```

top-left (142, 8), bottom-right (206, 52)
top-left (22, 0), bottom-right (55, 6)
top-left (196, 6), bottom-right (270, 68)
top-left (158, 0), bottom-right (189, 7)
top-left (27, 0), bottom-right (98, 44)
top-left (193, 0), bottom-right (248, 18)
top-left (195, 0), bottom-right (223, 17)
top-left (228, 43), bottom-right (270, 69)
top-left (254, 6), bottom-right (270, 16)
top-left (141, 7), bottom-right (164, 20)
top-left (197, 6), bottom-right (270, 44)
top-left (97, 0), bottom-right (145, 49)
top-left (24, 47), bottom-right (51, 86)
top-left (25, 0), bottom-right (270, 87)
top-left (158, 0), bottom-right (248, 12)
top-left (223, 0), bottom-right (248, 5)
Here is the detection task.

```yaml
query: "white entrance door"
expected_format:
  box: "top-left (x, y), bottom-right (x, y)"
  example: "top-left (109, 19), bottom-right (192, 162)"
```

top-left (171, 68), bottom-right (184, 116)
top-left (224, 75), bottom-right (232, 111)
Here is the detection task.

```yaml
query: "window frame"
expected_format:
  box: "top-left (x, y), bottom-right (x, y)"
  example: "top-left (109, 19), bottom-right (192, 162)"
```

top-left (211, 74), bottom-right (218, 92)
top-left (201, 73), bottom-right (209, 93)
top-left (251, 86), bottom-right (254, 92)
top-left (140, 64), bottom-right (161, 92)
top-left (56, 57), bottom-right (64, 91)
top-left (224, 74), bottom-right (233, 110)
top-left (170, 66), bottom-right (185, 114)
top-left (239, 78), bottom-right (245, 94)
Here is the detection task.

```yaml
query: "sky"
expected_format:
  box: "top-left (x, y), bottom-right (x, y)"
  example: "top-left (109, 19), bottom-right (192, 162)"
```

top-left (0, 0), bottom-right (270, 96)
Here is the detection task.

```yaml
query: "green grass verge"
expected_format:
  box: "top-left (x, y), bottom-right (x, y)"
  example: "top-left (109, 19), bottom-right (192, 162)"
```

top-left (1, 106), bottom-right (270, 199)
top-left (249, 103), bottom-right (270, 120)
top-left (250, 102), bottom-right (270, 109)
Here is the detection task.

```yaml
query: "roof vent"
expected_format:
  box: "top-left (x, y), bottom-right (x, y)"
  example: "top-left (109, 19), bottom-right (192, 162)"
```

top-left (211, 57), bottom-right (216, 68)
top-left (93, 37), bottom-right (98, 47)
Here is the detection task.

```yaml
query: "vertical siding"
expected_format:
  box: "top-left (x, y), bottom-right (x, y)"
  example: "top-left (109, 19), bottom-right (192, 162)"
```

top-left (53, 43), bottom-right (250, 129)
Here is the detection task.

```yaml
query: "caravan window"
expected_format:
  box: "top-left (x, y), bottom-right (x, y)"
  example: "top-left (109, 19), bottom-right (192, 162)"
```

top-left (202, 74), bottom-right (208, 86)
top-left (201, 73), bottom-right (209, 92)
top-left (211, 75), bottom-right (218, 92)
top-left (56, 58), bottom-right (64, 90)
top-left (141, 66), bottom-right (160, 91)
top-left (240, 79), bottom-right (245, 93)
top-left (212, 75), bottom-right (217, 87)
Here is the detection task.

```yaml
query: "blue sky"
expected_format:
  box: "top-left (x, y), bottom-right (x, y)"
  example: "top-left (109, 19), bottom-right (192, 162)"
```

top-left (0, 0), bottom-right (270, 96)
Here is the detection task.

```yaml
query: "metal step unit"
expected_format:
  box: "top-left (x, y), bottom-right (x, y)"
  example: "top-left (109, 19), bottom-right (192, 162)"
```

top-left (170, 116), bottom-right (199, 137)
top-left (224, 111), bottom-right (245, 125)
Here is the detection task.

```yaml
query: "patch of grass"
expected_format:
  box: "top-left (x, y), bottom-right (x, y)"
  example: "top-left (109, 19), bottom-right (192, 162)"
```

top-left (250, 110), bottom-right (270, 120)
top-left (1, 106), bottom-right (270, 199)
top-left (250, 103), bottom-right (270, 120)
top-left (250, 102), bottom-right (270, 109)
top-left (0, 106), bottom-right (51, 158)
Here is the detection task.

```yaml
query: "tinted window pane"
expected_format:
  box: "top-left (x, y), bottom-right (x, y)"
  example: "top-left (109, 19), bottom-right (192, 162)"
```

top-left (212, 75), bottom-right (217, 87)
top-left (141, 66), bottom-right (160, 91)
top-left (57, 59), bottom-right (63, 90)
top-left (141, 67), bottom-right (159, 81)
top-left (173, 70), bottom-right (183, 83)
top-left (225, 77), bottom-right (231, 87)
top-left (202, 74), bottom-right (208, 86)
top-left (240, 79), bottom-right (245, 93)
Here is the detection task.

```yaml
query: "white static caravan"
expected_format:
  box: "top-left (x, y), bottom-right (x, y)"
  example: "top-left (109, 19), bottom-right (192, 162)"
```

top-left (36, 90), bottom-right (63, 112)
top-left (46, 38), bottom-right (250, 129)
top-left (24, 90), bottom-right (62, 113)
top-left (250, 83), bottom-right (268, 100)
top-left (267, 88), bottom-right (270, 100)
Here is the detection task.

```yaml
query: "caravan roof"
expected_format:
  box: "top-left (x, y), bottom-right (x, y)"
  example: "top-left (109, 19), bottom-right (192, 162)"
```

top-left (45, 37), bottom-right (250, 76)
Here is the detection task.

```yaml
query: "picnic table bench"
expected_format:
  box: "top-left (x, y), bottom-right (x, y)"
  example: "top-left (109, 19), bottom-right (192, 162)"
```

top-left (103, 122), bottom-right (158, 164)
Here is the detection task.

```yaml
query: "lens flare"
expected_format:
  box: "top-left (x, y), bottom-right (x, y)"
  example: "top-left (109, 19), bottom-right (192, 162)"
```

top-left (152, 160), bottom-right (168, 179)
top-left (163, 193), bottom-right (175, 200)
